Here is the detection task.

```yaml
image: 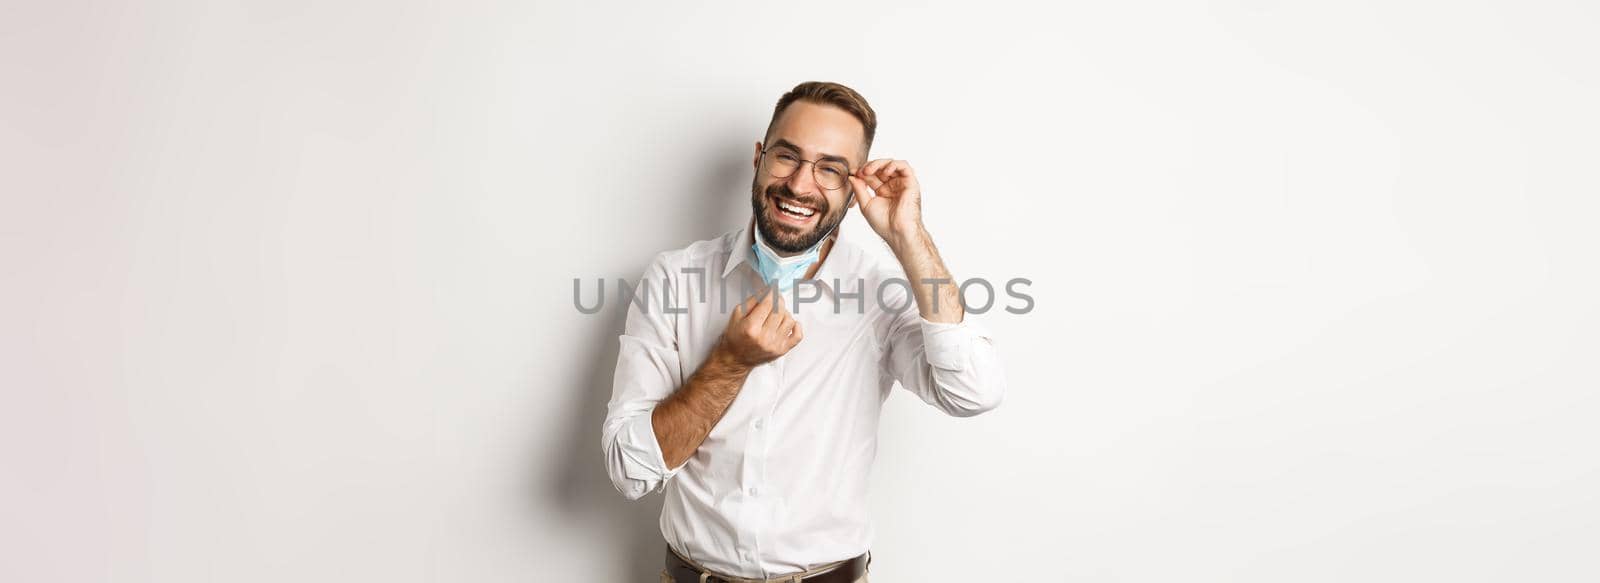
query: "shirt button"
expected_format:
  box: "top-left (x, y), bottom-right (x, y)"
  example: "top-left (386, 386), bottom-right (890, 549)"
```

top-left (748, 486), bottom-right (759, 496)
top-left (753, 418), bottom-right (764, 430)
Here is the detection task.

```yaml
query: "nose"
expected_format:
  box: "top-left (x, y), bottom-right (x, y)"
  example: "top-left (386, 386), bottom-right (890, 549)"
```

top-left (783, 161), bottom-right (821, 196)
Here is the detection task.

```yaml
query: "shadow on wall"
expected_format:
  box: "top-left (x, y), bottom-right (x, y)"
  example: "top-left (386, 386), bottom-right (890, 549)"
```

top-left (541, 139), bottom-right (751, 579)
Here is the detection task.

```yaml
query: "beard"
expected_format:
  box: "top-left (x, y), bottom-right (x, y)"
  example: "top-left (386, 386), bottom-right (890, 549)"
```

top-left (751, 180), bottom-right (846, 254)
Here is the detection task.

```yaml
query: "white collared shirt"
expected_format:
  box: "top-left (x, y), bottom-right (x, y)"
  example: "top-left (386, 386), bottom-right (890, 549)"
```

top-left (601, 219), bottom-right (1007, 578)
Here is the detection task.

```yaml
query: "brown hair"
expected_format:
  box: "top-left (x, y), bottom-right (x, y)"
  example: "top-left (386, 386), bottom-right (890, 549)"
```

top-left (764, 81), bottom-right (877, 157)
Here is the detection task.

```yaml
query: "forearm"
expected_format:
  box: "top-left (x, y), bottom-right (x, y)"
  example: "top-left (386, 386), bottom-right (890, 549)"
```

top-left (882, 228), bottom-right (1008, 416)
top-left (651, 343), bottom-right (752, 468)
top-left (891, 226), bottom-right (964, 324)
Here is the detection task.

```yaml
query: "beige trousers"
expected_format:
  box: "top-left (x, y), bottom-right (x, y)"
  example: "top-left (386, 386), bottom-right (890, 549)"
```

top-left (658, 571), bottom-right (867, 583)
top-left (660, 549), bottom-right (869, 583)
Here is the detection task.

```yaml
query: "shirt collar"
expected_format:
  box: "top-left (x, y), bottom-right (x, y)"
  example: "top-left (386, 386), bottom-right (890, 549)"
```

top-left (721, 218), bottom-right (758, 279)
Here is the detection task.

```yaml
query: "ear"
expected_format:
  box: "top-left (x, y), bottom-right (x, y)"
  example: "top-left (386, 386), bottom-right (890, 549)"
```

top-left (752, 141), bottom-right (764, 171)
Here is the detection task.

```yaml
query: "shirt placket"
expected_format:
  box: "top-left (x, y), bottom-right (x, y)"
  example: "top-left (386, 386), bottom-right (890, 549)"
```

top-left (739, 357), bottom-right (780, 575)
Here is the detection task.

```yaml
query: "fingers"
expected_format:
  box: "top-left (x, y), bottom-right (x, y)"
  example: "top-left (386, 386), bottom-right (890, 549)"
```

top-left (872, 160), bottom-right (913, 184)
top-left (730, 284), bottom-right (774, 323)
top-left (858, 158), bottom-right (893, 180)
top-left (763, 311), bottom-right (786, 338)
top-left (720, 283), bottom-right (808, 365)
top-left (762, 289), bottom-right (792, 331)
top-left (856, 162), bottom-right (887, 191)
top-left (854, 159), bottom-right (916, 194)
top-left (730, 289), bottom-right (758, 322)
top-left (776, 317), bottom-right (802, 349)
top-left (767, 302), bottom-right (803, 349)
top-left (887, 177), bottom-right (922, 203)
top-left (878, 162), bottom-right (918, 196)
top-left (747, 284), bottom-right (778, 326)
top-left (856, 159), bottom-right (913, 182)
top-left (847, 175), bottom-right (875, 209)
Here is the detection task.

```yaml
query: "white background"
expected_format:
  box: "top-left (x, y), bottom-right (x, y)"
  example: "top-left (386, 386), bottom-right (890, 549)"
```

top-left (3, 1), bottom-right (1597, 581)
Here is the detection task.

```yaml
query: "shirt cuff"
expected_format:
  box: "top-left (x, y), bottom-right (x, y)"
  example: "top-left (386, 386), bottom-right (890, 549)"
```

top-left (619, 409), bottom-right (688, 486)
top-left (920, 314), bottom-right (992, 372)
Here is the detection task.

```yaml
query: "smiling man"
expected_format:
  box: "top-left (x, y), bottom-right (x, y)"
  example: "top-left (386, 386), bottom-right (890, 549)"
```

top-left (602, 81), bottom-right (1007, 583)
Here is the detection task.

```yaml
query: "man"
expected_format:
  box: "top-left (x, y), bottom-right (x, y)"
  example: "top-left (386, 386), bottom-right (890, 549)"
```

top-left (602, 81), bottom-right (1007, 582)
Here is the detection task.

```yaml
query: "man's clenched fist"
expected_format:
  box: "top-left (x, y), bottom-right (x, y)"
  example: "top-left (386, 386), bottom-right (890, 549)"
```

top-left (716, 286), bottom-right (803, 370)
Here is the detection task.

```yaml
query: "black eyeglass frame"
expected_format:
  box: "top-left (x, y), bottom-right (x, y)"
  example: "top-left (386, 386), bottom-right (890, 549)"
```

top-left (758, 146), bottom-right (854, 192)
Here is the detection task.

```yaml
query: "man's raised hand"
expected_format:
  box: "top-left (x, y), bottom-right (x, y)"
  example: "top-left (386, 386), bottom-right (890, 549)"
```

top-left (716, 285), bottom-right (803, 370)
top-left (847, 158), bottom-right (924, 244)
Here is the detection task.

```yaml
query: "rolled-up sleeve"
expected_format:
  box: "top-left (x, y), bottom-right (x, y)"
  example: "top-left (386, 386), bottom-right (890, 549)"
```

top-left (601, 253), bottom-right (689, 500)
top-left (883, 309), bottom-right (1008, 417)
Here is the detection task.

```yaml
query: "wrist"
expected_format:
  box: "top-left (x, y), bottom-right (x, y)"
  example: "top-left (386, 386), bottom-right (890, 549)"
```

top-left (711, 339), bottom-right (757, 374)
top-left (888, 225), bottom-right (931, 257)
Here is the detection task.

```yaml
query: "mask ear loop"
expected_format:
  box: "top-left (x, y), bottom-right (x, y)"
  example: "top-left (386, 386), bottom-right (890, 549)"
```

top-left (820, 189), bottom-right (855, 242)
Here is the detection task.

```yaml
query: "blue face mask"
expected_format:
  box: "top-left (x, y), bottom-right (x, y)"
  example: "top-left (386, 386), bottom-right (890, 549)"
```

top-left (752, 228), bottom-right (822, 293)
top-left (751, 191), bottom-right (852, 293)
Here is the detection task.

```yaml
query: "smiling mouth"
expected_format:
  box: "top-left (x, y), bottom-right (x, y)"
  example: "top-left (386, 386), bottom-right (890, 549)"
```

top-left (770, 194), bottom-right (818, 224)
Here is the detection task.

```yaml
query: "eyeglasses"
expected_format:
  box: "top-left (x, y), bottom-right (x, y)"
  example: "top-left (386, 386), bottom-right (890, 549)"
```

top-left (759, 147), bottom-right (852, 191)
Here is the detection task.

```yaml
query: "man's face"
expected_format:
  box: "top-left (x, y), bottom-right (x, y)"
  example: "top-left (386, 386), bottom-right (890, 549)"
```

top-left (751, 101), bottom-right (866, 254)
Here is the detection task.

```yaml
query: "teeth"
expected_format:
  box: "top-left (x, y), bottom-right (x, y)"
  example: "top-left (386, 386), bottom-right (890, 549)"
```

top-left (777, 200), bottom-right (815, 217)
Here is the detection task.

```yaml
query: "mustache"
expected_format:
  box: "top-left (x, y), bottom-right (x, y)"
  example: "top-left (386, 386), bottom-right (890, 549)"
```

top-left (764, 183), bottom-right (829, 214)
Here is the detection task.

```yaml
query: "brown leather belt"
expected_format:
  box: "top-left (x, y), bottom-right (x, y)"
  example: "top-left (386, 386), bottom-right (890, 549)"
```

top-left (664, 546), bottom-right (870, 583)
